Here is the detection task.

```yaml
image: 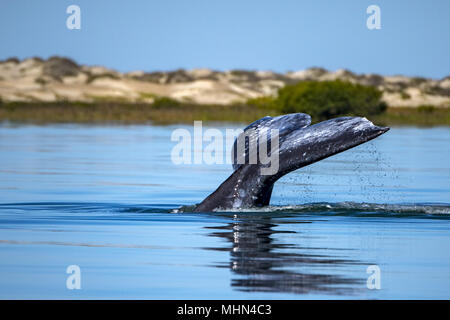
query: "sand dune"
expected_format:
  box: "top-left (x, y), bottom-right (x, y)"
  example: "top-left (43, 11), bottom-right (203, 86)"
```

top-left (0, 56), bottom-right (449, 107)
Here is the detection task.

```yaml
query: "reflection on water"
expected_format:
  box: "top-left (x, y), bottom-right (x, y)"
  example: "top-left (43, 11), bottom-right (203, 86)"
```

top-left (205, 215), bottom-right (365, 295)
top-left (0, 124), bottom-right (449, 298)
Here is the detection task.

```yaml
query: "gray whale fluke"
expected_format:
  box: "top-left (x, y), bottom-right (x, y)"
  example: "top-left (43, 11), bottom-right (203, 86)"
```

top-left (194, 113), bottom-right (389, 212)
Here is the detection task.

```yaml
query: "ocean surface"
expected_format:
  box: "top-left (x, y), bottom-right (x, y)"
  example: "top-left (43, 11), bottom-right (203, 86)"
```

top-left (0, 123), bottom-right (449, 299)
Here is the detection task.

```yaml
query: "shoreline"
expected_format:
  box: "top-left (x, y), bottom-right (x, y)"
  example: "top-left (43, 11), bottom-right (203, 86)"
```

top-left (0, 101), bottom-right (449, 126)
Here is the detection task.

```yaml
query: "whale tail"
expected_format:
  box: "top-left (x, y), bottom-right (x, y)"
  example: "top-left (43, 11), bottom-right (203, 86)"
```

top-left (194, 114), bottom-right (389, 212)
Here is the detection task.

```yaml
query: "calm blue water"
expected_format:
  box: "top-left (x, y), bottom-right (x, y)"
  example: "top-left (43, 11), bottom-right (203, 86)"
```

top-left (0, 123), bottom-right (449, 299)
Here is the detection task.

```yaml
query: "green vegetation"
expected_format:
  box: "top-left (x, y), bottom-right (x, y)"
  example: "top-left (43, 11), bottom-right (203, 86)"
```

top-left (0, 101), bottom-right (448, 126)
top-left (372, 106), bottom-right (450, 127)
top-left (86, 73), bottom-right (120, 84)
top-left (417, 105), bottom-right (435, 113)
top-left (0, 101), bottom-right (275, 125)
top-left (400, 91), bottom-right (411, 100)
top-left (138, 92), bottom-right (157, 101)
top-left (0, 80), bottom-right (448, 126)
top-left (152, 97), bottom-right (181, 109)
top-left (251, 80), bottom-right (387, 121)
top-left (246, 96), bottom-right (277, 110)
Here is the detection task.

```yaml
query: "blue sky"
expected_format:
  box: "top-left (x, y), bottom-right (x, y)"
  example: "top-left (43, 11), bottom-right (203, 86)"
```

top-left (1, 0), bottom-right (449, 78)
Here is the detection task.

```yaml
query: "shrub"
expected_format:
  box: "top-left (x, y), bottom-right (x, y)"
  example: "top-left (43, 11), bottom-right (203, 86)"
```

top-left (43, 56), bottom-right (80, 80)
top-left (86, 73), bottom-right (120, 84)
top-left (401, 91), bottom-right (411, 100)
top-left (273, 80), bottom-right (387, 121)
top-left (152, 96), bottom-right (181, 108)
top-left (417, 105), bottom-right (435, 113)
top-left (246, 96), bottom-right (276, 110)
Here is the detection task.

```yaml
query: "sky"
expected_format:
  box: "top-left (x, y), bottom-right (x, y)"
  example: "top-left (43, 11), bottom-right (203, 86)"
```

top-left (0, 0), bottom-right (449, 78)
